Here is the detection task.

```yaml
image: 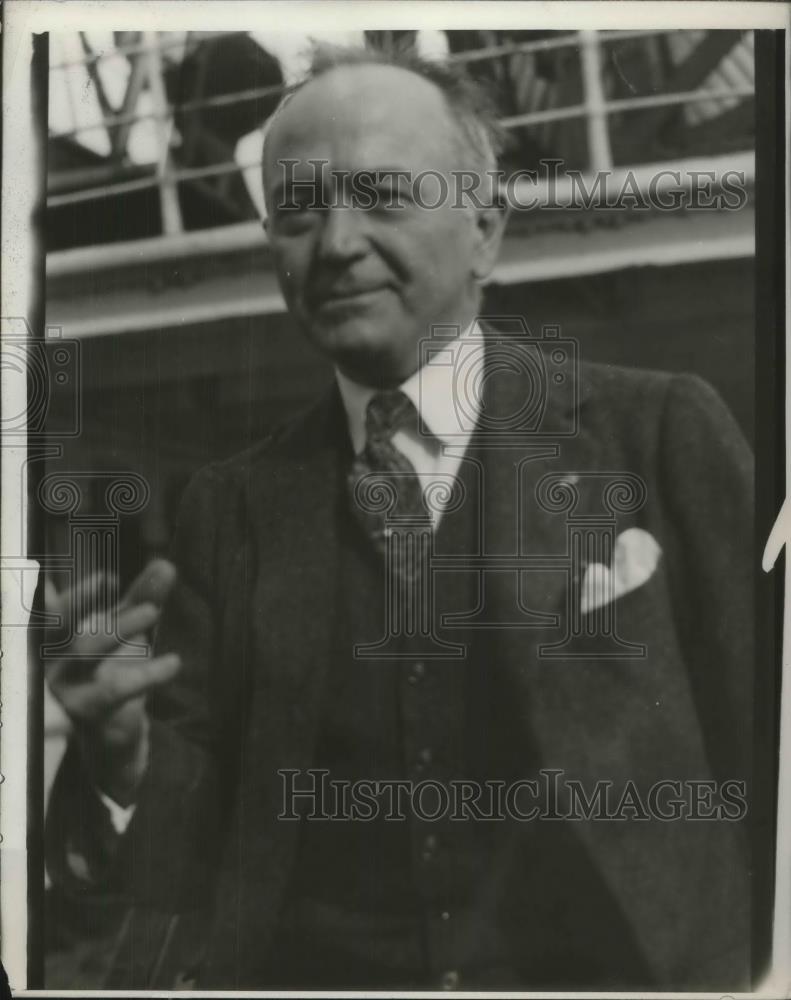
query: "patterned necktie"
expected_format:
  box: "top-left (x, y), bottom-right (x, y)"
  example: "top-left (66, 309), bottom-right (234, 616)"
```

top-left (346, 390), bottom-right (432, 575)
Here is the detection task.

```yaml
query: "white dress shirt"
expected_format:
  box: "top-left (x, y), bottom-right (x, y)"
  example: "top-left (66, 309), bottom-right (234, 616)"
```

top-left (336, 324), bottom-right (482, 528)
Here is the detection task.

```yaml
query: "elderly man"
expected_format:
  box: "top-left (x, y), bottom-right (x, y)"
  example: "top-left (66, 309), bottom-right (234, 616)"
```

top-left (47, 47), bottom-right (754, 991)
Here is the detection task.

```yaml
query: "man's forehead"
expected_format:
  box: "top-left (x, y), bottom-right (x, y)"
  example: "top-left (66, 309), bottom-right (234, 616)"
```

top-left (266, 63), bottom-right (455, 165)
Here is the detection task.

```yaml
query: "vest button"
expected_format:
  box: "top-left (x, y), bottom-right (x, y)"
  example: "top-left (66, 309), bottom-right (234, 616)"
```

top-left (415, 747), bottom-right (433, 772)
top-left (421, 833), bottom-right (438, 861)
top-left (408, 661), bottom-right (426, 684)
top-left (440, 969), bottom-right (460, 990)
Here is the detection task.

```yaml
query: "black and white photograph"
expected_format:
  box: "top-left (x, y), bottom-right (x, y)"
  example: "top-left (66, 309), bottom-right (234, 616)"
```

top-left (0, 1), bottom-right (788, 996)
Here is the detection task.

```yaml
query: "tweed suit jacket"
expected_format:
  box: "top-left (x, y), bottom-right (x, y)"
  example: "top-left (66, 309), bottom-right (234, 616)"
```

top-left (48, 349), bottom-right (755, 990)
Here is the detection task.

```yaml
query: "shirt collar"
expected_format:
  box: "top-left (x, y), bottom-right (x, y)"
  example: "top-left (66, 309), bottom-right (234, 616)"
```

top-left (335, 323), bottom-right (480, 455)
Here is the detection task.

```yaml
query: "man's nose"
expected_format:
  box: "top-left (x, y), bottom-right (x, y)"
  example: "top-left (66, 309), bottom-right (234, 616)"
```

top-left (317, 205), bottom-right (367, 263)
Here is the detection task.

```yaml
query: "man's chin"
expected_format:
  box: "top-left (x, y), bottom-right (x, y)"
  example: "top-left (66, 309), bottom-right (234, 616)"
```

top-left (307, 317), bottom-right (394, 359)
top-left (303, 321), bottom-right (416, 383)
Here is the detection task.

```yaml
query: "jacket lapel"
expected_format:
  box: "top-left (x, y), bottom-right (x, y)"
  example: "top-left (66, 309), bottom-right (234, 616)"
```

top-left (453, 330), bottom-right (596, 632)
top-left (245, 385), bottom-right (347, 761)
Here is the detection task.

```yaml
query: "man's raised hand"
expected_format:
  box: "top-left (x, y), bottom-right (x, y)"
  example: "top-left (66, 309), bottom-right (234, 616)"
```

top-left (45, 559), bottom-right (181, 805)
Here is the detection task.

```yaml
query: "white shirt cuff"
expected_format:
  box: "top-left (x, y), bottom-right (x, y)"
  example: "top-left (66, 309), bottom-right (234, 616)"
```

top-left (97, 789), bottom-right (137, 834)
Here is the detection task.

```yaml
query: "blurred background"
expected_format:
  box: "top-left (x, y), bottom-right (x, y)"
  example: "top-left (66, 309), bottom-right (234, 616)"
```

top-left (42, 27), bottom-right (757, 985)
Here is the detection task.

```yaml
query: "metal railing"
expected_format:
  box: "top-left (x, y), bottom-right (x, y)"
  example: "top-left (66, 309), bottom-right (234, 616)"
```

top-left (48, 29), bottom-right (755, 238)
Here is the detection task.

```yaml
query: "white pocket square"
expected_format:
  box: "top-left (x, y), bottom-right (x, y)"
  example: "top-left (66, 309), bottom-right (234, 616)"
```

top-left (579, 528), bottom-right (662, 614)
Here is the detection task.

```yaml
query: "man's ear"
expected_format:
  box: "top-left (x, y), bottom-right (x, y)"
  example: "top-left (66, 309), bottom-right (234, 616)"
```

top-left (470, 195), bottom-right (510, 282)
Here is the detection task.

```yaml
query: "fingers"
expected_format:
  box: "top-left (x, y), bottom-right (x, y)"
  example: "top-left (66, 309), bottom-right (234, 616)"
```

top-left (70, 601), bottom-right (163, 662)
top-left (43, 575), bottom-right (63, 616)
top-left (118, 559), bottom-right (177, 613)
top-left (45, 558), bottom-right (181, 729)
top-left (45, 559), bottom-right (176, 647)
top-left (70, 570), bottom-right (117, 618)
top-left (53, 644), bottom-right (182, 723)
top-left (46, 603), bottom-right (163, 696)
top-left (44, 571), bottom-right (117, 634)
top-left (93, 650), bottom-right (182, 715)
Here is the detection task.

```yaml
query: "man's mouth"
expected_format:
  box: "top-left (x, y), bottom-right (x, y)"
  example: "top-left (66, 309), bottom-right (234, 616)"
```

top-left (314, 286), bottom-right (386, 308)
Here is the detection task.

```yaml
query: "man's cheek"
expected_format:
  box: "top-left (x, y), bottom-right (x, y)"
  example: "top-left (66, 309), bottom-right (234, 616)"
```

top-left (274, 260), bottom-right (304, 303)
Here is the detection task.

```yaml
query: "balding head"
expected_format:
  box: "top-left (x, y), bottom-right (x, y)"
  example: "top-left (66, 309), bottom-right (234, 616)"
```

top-left (264, 62), bottom-right (464, 196)
top-left (264, 45), bottom-right (504, 188)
